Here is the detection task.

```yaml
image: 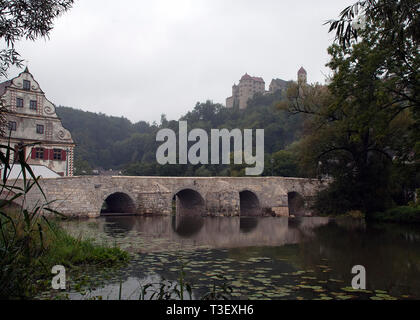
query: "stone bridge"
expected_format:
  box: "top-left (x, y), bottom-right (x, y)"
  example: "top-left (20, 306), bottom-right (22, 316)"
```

top-left (22, 176), bottom-right (327, 218)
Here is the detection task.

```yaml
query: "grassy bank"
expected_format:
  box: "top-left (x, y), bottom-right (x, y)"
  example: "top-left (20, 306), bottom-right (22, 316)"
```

top-left (0, 212), bottom-right (129, 299)
top-left (0, 143), bottom-right (130, 299)
top-left (316, 205), bottom-right (420, 224)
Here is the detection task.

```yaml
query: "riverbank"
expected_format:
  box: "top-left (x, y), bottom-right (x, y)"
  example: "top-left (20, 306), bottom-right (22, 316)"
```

top-left (0, 215), bottom-right (129, 299)
top-left (316, 205), bottom-right (420, 224)
top-left (369, 206), bottom-right (420, 223)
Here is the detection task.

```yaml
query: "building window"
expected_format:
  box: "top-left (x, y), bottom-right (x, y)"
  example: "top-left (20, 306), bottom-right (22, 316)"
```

top-left (16, 98), bottom-right (23, 108)
top-left (30, 100), bottom-right (37, 110)
top-left (8, 121), bottom-right (16, 131)
top-left (53, 149), bottom-right (62, 160)
top-left (23, 80), bottom-right (30, 91)
top-left (35, 148), bottom-right (44, 159)
top-left (36, 124), bottom-right (44, 134)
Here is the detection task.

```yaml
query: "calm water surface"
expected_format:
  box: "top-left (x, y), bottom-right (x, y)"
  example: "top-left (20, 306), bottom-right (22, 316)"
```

top-left (42, 215), bottom-right (420, 300)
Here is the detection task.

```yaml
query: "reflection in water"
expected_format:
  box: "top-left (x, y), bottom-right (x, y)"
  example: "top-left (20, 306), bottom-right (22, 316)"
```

top-left (65, 216), bottom-right (329, 251)
top-left (171, 214), bottom-right (204, 237)
top-left (103, 216), bottom-right (136, 237)
top-left (58, 216), bottom-right (420, 300)
top-left (239, 217), bottom-right (258, 233)
top-left (287, 216), bottom-right (302, 229)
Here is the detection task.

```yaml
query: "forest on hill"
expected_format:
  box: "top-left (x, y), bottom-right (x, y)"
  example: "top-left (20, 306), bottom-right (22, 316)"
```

top-left (56, 89), bottom-right (306, 177)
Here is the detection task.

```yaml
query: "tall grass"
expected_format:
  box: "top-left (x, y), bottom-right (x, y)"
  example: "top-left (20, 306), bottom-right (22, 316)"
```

top-left (0, 138), bottom-right (128, 299)
top-left (0, 137), bottom-right (54, 298)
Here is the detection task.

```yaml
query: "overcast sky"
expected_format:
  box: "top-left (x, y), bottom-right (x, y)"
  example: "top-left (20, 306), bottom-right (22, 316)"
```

top-left (11, 0), bottom-right (353, 123)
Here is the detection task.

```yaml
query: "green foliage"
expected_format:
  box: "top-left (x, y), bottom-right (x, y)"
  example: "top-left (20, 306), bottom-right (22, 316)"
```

top-left (57, 94), bottom-right (304, 177)
top-left (41, 225), bottom-right (129, 268)
top-left (346, 210), bottom-right (365, 219)
top-left (370, 206), bottom-right (420, 224)
top-left (283, 2), bottom-right (419, 214)
top-left (266, 150), bottom-right (300, 177)
top-left (0, 139), bottom-right (129, 299)
top-left (0, 0), bottom-right (74, 79)
top-left (73, 158), bottom-right (92, 175)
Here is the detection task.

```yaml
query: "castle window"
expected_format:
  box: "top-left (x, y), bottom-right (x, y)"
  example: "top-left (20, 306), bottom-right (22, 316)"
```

top-left (16, 98), bottom-right (23, 108)
top-left (23, 80), bottom-right (30, 91)
top-left (36, 124), bottom-right (44, 134)
top-left (8, 121), bottom-right (16, 131)
top-left (30, 100), bottom-right (37, 110)
top-left (53, 149), bottom-right (62, 160)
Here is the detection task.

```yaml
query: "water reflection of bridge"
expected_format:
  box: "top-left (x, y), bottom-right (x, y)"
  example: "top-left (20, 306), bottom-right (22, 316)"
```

top-left (97, 216), bottom-right (331, 250)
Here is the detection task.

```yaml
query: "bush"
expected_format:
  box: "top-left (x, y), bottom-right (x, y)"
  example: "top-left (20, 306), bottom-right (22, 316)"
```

top-left (369, 206), bottom-right (420, 223)
top-left (346, 210), bottom-right (365, 219)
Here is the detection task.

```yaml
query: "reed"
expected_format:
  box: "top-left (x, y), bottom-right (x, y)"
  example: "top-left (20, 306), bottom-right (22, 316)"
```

top-left (0, 138), bottom-right (129, 299)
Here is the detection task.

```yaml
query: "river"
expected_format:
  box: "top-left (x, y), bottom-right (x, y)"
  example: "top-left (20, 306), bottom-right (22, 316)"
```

top-left (39, 215), bottom-right (420, 300)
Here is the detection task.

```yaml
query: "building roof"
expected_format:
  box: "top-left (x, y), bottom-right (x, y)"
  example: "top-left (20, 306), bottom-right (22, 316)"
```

top-left (241, 73), bottom-right (252, 80)
top-left (252, 77), bottom-right (265, 82)
top-left (0, 80), bottom-right (12, 96)
top-left (0, 66), bottom-right (45, 96)
top-left (270, 78), bottom-right (287, 85)
top-left (240, 73), bottom-right (265, 83)
top-left (298, 67), bottom-right (307, 74)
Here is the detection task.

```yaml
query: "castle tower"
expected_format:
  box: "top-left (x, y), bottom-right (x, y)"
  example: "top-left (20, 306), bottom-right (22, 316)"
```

top-left (226, 73), bottom-right (265, 109)
top-left (298, 66), bottom-right (307, 84)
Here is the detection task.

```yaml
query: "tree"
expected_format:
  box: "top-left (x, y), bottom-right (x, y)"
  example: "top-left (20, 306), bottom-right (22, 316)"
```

top-left (269, 150), bottom-right (300, 177)
top-left (0, 1), bottom-right (74, 135)
top-left (281, 4), bottom-right (419, 214)
top-left (74, 158), bottom-right (92, 175)
top-left (326, 0), bottom-right (419, 112)
top-left (0, 0), bottom-right (74, 78)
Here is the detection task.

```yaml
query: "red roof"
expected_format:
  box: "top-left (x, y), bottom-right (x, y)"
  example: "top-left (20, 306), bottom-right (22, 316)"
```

top-left (298, 67), bottom-right (307, 74)
top-left (240, 73), bottom-right (252, 80)
top-left (252, 77), bottom-right (264, 82)
top-left (240, 73), bottom-right (265, 82)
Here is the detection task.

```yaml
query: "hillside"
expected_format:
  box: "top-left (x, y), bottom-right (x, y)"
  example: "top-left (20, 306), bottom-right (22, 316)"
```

top-left (56, 90), bottom-right (305, 176)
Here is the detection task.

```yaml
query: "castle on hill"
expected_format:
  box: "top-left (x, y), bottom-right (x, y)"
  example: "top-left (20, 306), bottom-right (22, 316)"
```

top-left (226, 67), bottom-right (307, 109)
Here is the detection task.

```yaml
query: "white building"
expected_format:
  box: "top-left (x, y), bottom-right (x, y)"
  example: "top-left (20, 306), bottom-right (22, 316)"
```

top-left (0, 67), bottom-right (75, 176)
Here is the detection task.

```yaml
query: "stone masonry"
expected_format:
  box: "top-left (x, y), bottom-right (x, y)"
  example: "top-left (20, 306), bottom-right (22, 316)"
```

top-left (21, 176), bottom-right (327, 218)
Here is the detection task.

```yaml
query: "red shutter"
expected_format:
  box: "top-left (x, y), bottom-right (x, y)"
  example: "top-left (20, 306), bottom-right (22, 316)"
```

top-left (61, 150), bottom-right (66, 161)
top-left (31, 148), bottom-right (36, 159)
top-left (14, 145), bottom-right (19, 162)
top-left (49, 149), bottom-right (54, 160)
top-left (43, 148), bottom-right (49, 160)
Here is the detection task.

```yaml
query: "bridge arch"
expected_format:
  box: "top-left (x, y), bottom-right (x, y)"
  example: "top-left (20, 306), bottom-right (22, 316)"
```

top-left (239, 189), bottom-right (261, 216)
top-left (172, 188), bottom-right (205, 216)
top-left (100, 191), bottom-right (136, 215)
top-left (287, 191), bottom-right (305, 216)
